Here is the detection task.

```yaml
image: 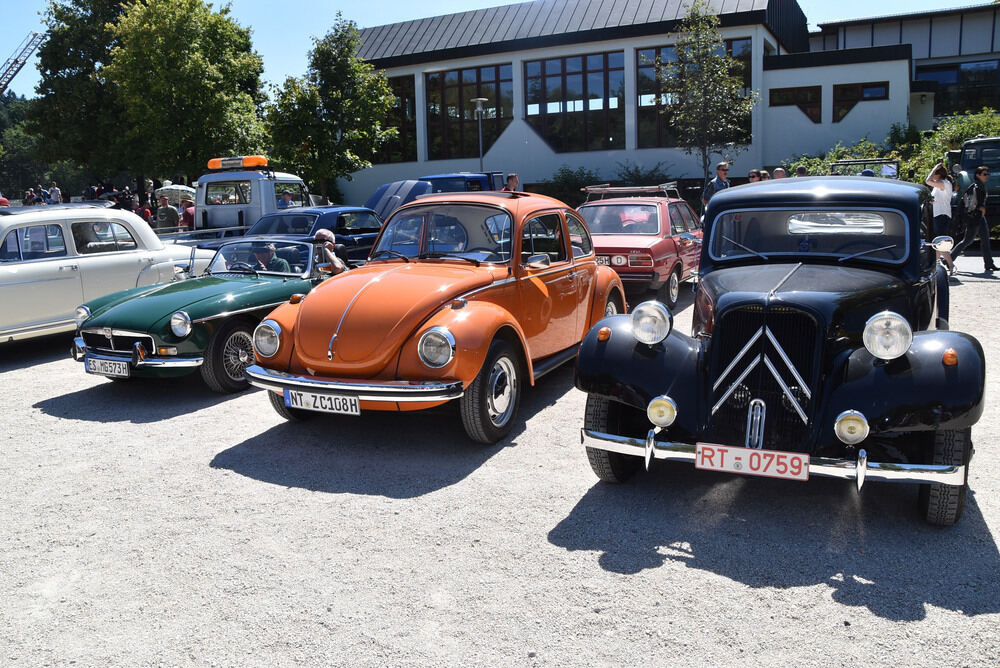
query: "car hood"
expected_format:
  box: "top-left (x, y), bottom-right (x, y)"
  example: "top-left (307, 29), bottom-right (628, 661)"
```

top-left (85, 275), bottom-right (304, 332)
top-left (592, 234), bottom-right (661, 250)
top-left (294, 261), bottom-right (497, 376)
top-left (700, 263), bottom-right (912, 334)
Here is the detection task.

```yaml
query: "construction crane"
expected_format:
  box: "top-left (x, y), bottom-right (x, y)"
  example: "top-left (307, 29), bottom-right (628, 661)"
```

top-left (0, 32), bottom-right (44, 96)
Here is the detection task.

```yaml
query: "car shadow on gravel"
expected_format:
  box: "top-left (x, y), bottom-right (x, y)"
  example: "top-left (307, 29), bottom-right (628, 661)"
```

top-left (33, 374), bottom-right (250, 423)
top-left (0, 332), bottom-right (75, 372)
top-left (209, 365), bottom-right (576, 498)
top-left (548, 466), bottom-right (1000, 621)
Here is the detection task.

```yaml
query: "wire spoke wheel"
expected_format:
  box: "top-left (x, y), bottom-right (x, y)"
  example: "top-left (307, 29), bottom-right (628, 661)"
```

top-left (222, 330), bottom-right (254, 382)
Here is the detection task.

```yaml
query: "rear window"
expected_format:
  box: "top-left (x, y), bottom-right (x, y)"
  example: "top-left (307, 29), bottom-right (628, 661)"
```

top-left (578, 204), bottom-right (659, 234)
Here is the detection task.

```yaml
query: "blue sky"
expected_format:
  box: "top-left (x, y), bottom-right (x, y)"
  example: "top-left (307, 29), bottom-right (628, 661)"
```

top-left (4, 0), bottom-right (972, 98)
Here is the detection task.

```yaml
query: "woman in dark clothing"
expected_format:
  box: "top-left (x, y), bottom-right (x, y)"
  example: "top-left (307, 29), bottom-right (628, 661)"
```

top-left (952, 166), bottom-right (998, 272)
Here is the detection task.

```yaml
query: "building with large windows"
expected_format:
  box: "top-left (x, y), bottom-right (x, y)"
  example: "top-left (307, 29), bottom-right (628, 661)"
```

top-left (339, 0), bottom-right (997, 202)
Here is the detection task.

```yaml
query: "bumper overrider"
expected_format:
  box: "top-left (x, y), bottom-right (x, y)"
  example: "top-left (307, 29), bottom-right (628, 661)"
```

top-left (244, 364), bottom-right (464, 402)
top-left (581, 428), bottom-right (967, 492)
top-left (72, 336), bottom-right (203, 368)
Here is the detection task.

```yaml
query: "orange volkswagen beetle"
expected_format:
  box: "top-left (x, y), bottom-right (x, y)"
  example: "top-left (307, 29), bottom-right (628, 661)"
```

top-left (245, 192), bottom-right (625, 443)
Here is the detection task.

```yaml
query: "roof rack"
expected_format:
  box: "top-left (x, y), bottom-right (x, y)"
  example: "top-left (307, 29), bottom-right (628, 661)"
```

top-left (412, 191), bottom-right (531, 200)
top-left (581, 182), bottom-right (682, 201)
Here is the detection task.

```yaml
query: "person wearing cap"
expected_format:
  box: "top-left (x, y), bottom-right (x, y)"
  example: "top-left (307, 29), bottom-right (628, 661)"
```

top-left (252, 242), bottom-right (291, 272)
top-left (701, 161), bottom-right (730, 207)
top-left (859, 169), bottom-right (876, 177)
top-left (772, 167), bottom-right (787, 179)
top-left (278, 190), bottom-right (296, 208)
top-left (313, 229), bottom-right (347, 275)
top-left (180, 197), bottom-right (195, 231)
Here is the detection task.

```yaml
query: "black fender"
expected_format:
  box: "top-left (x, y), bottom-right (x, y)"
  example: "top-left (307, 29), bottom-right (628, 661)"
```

top-left (574, 315), bottom-right (703, 438)
top-left (820, 330), bottom-right (985, 435)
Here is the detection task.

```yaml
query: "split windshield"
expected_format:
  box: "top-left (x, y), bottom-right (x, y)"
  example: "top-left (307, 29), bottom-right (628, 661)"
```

top-left (372, 204), bottom-right (512, 263)
top-left (710, 209), bottom-right (908, 264)
top-left (207, 240), bottom-right (312, 276)
top-left (579, 204), bottom-right (659, 235)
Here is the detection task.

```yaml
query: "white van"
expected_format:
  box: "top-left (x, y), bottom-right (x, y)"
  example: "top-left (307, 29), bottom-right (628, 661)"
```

top-left (193, 156), bottom-right (310, 230)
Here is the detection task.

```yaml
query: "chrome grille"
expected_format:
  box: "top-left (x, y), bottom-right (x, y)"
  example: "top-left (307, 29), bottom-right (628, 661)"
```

top-left (82, 329), bottom-right (154, 355)
top-left (709, 306), bottom-right (818, 451)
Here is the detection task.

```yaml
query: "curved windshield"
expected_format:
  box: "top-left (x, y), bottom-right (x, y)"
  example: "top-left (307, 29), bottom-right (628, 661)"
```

top-left (578, 204), bottom-right (659, 234)
top-left (207, 240), bottom-right (312, 276)
top-left (247, 213), bottom-right (318, 235)
top-left (710, 209), bottom-right (908, 264)
top-left (372, 204), bottom-right (513, 263)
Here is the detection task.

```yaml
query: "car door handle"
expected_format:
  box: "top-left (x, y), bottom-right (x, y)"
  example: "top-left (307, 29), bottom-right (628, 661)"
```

top-left (59, 264), bottom-right (79, 271)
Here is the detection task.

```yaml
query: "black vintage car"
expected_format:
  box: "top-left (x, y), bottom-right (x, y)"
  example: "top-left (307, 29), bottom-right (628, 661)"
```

top-left (575, 177), bottom-right (984, 526)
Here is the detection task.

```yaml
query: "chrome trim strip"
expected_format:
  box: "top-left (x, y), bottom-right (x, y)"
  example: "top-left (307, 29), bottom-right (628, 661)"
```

top-left (81, 327), bottom-right (151, 338)
top-left (244, 364), bottom-right (464, 402)
top-left (712, 354), bottom-right (760, 414)
top-left (456, 276), bottom-right (516, 301)
top-left (712, 327), bottom-right (763, 391)
top-left (765, 326), bottom-right (811, 399)
top-left (767, 262), bottom-right (803, 298)
top-left (80, 350), bottom-right (203, 368)
top-left (0, 275), bottom-right (79, 287)
top-left (581, 429), bottom-right (967, 486)
top-left (330, 264), bottom-right (409, 356)
top-left (1, 318), bottom-right (76, 337)
top-left (764, 355), bottom-right (809, 424)
top-left (518, 264), bottom-right (578, 280)
top-left (191, 301), bottom-right (289, 324)
top-left (745, 398), bottom-right (766, 449)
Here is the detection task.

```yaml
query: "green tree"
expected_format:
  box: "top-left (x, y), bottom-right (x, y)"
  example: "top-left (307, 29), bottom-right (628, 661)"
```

top-left (531, 165), bottom-right (602, 208)
top-left (267, 15), bottom-right (396, 199)
top-left (900, 108), bottom-right (1000, 181)
top-left (104, 0), bottom-right (266, 182)
top-left (656, 0), bottom-right (758, 182)
top-left (27, 0), bottom-right (130, 179)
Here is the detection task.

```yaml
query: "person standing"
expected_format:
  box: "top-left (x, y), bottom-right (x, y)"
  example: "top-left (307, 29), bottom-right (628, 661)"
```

top-left (925, 161), bottom-right (955, 272)
top-left (701, 162), bottom-right (730, 207)
top-left (180, 198), bottom-right (195, 231)
top-left (155, 195), bottom-right (179, 230)
top-left (759, 169), bottom-right (771, 181)
top-left (795, 166), bottom-right (808, 177)
top-left (952, 165), bottom-right (998, 272)
top-left (48, 182), bottom-right (62, 204)
top-left (747, 169), bottom-right (761, 183)
top-left (501, 173), bottom-right (519, 192)
top-left (772, 167), bottom-right (787, 179)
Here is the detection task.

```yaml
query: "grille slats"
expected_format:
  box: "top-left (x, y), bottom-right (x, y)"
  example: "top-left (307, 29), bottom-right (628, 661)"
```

top-left (710, 306), bottom-right (818, 451)
top-left (82, 331), bottom-right (153, 355)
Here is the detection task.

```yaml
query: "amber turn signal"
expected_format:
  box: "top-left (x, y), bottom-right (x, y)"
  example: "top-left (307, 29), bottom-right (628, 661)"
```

top-left (597, 327), bottom-right (611, 342)
top-left (942, 348), bottom-right (958, 366)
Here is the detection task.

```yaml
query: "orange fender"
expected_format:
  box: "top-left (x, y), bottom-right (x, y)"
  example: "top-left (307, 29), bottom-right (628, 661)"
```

top-left (253, 301), bottom-right (300, 370)
top-left (586, 266), bottom-right (627, 328)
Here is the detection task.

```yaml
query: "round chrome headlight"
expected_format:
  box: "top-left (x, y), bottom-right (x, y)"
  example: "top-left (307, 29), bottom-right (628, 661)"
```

top-left (862, 311), bottom-right (912, 360)
top-left (74, 305), bottom-right (91, 327)
top-left (630, 301), bottom-right (673, 345)
top-left (418, 327), bottom-right (455, 368)
top-left (253, 320), bottom-right (281, 358)
top-left (834, 410), bottom-right (870, 445)
top-left (647, 395), bottom-right (677, 428)
top-left (170, 311), bottom-right (192, 338)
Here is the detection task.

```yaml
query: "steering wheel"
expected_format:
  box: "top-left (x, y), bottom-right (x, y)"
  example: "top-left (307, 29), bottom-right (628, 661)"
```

top-left (229, 261), bottom-right (259, 275)
top-left (620, 218), bottom-right (642, 226)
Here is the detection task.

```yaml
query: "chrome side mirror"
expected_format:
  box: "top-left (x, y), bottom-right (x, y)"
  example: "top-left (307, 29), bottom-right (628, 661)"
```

top-left (524, 253), bottom-right (551, 269)
top-left (931, 235), bottom-right (954, 253)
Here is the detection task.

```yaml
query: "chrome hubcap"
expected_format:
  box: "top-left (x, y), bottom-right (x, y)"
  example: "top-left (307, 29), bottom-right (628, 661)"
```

top-left (669, 272), bottom-right (680, 303)
top-left (223, 330), bottom-right (254, 382)
top-left (486, 356), bottom-right (517, 427)
top-left (604, 299), bottom-right (618, 316)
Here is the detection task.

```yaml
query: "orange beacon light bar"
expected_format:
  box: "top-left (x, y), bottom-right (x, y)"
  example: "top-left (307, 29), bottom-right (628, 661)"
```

top-left (207, 155), bottom-right (269, 170)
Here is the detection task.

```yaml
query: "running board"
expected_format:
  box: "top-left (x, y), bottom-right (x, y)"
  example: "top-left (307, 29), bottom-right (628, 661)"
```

top-left (532, 344), bottom-right (580, 382)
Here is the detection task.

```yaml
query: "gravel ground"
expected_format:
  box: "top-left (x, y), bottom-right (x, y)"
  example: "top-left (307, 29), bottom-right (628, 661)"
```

top-left (2, 255), bottom-right (999, 666)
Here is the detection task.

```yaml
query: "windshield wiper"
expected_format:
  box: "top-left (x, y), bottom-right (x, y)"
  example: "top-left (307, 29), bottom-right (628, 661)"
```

top-left (722, 235), bottom-right (768, 260)
top-left (417, 252), bottom-right (480, 266)
top-left (838, 244), bottom-right (898, 263)
top-left (370, 249), bottom-right (410, 262)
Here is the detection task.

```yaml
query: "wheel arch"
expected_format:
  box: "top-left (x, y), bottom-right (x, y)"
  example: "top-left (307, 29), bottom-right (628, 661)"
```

top-left (588, 266), bottom-right (627, 327)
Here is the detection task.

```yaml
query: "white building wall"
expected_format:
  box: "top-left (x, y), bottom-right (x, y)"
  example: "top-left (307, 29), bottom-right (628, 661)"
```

top-left (761, 59), bottom-right (910, 166)
top-left (902, 20), bottom-right (931, 59)
top-left (931, 16), bottom-right (962, 59)
top-left (962, 10), bottom-right (994, 56)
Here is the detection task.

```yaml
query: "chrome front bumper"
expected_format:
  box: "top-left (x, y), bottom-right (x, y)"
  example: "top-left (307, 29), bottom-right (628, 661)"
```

top-left (581, 428), bottom-right (967, 491)
top-left (244, 364), bottom-right (464, 402)
top-left (72, 337), bottom-right (203, 368)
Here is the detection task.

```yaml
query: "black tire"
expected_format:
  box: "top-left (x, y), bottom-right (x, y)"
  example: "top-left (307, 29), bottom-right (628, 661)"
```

top-left (918, 428), bottom-right (971, 526)
top-left (583, 393), bottom-right (643, 483)
top-left (460, 338), bottom-right (523, 444)
top-left (603, 290), bottom-right (623, 318)
top-left (656, 266), bottom-right (682, 309)
top-left (200, 319), bottom-right (255, 393)
top-left (267, 389), bottom-right (315, 421)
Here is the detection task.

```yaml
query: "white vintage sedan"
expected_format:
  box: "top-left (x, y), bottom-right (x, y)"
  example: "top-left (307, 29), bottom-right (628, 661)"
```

top-left (0, 204), bottom-right (213, 343)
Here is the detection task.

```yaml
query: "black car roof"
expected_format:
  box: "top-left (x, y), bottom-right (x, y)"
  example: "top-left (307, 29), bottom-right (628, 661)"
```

top-left (706, 176), bottom-right (925, 218)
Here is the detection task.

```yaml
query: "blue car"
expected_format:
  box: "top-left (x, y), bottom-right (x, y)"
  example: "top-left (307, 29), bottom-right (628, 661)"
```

top-left (198, 206), bottom-right (383, 262)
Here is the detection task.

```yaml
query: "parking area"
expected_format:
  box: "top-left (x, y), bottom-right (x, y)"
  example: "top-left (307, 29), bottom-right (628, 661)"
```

top-left (1, 257), bottom-right (998, 665)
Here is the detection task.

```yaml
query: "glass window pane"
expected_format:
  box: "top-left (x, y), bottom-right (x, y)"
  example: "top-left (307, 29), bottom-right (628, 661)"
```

top-left (525, 61), bottom-right (541, 78)
top-left (566, 56), bottom-right (583, 73)
top-left (462, 68), bottom-right (477, 83)
top-left (500, 81), bottom-right (514, 117)
top-left (546, 75), bottom-right (563, 104)
top-left (480, 66), bottom-right (496, 82)
top-left (637, 48), bottom-right (655, 65)
top-left (545, 58), bottom-right (562, 75)
top-left (499, 64), bottom-right (513, 80)
top-left (608, 51), bottom-right (624, 69)
top-left (586, 54), bottom-right (603, 71)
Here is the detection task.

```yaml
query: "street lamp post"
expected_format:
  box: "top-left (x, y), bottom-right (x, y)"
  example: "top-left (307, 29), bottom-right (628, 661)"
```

top-left (471, 97), bottom-right (488, 172)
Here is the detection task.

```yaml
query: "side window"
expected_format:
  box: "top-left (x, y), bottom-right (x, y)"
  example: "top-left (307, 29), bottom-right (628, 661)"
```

top-left (206, 181), bottom-right (252, 205)
top-left (521, 213), bottom-right (566, 263)
top-left (337, 212), bottom-right (382, 233)
top-left (20, 225), bottom-right (68, 260)
top-left (73, 222), bottom-right (125, 254)
top-left (667, 204), bottom-right (687, 235)
top-left (565, 212), bottom-right (594, 257)
top-left (110, 223), bottom-right (138, 251)
top-left (275, 182), bottom-right (307, 208)
top-left (679, 204), bottom-right (701, 231)
top-left (0, 230), bottom-right (21, 262)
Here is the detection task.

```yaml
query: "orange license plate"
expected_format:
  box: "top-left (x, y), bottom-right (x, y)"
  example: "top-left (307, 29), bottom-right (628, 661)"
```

top-left (695, 443), bottom-right (809, 481)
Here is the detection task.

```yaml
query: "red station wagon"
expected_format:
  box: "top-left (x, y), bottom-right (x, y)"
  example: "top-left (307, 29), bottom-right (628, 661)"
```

top-left (577, 184), bottom-right (702, 308)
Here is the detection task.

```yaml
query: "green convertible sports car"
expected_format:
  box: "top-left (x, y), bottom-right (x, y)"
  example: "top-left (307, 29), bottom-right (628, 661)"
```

top-left (72, 238), bottom-right (332, 393)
